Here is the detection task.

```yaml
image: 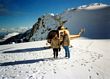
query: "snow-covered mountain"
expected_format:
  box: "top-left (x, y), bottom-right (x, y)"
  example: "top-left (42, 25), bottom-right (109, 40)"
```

top-left (0, 3), bottom-right (110, 45)
top-left (3, 32), bottom-right (19, 40)
top-left (29, 3), bottom-right (110, 41)
top-left (0, 27), bottom-right (30, 33)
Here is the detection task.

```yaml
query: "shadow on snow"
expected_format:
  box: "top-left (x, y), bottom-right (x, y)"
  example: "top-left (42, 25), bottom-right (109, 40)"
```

top-left (0, 57), bottom-right (65, 66)
top-left (2, 46), bottom-right (50, 53)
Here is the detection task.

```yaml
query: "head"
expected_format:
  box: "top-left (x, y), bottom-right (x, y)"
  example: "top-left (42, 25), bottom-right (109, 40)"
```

top-left (64, 30), bottom-right (69, 35)
top-left (57, 25), bottom-right (65, 30)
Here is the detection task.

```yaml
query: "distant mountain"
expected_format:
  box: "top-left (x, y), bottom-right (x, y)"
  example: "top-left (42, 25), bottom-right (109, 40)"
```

top-left (0, 27), bottom-right (30, 33)
top-left (3, 32), bottom-right (19, 40)
top-left (0, 3), bottom-right (110, 45)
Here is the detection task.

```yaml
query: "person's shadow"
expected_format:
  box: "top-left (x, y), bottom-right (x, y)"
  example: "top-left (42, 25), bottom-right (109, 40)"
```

top-left (0, 46), bottom-right (64, 66)
top-left (0, 46), bottom-right (52, 66)
top-left (0, 57), bottom-right (65, 66)
top-left (2, 46), bottom-right (50, 53)
top-left (0, 58), bottom-right (51, 66)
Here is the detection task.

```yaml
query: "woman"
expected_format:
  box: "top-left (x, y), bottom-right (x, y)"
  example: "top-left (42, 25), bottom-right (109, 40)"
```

top-left (51, 34), bottom-right (60, 58)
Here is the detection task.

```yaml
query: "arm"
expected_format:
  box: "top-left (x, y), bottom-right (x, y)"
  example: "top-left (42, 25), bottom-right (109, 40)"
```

top-left (70, 34), bottom-right (80, 39)
top-left (70, 28), bottom-right (85, 39)
top-left (78, 28), bottom-right (85, 35)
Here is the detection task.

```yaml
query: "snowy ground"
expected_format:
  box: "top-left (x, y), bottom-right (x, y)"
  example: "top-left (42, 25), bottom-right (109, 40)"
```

top-left (0, 38), bottom-right (110, 79)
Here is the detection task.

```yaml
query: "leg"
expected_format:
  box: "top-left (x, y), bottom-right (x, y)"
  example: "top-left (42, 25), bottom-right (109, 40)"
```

top-left (54, 48), bottom-right (59, 58)
top-left (53, 49), bottom-right (56, 58)
top-left (66, 46), bottom-right (70, 58)
top-left (56, 48), bottom-right (59, 58)
top-left (63, 46), bottom-right (68, 57)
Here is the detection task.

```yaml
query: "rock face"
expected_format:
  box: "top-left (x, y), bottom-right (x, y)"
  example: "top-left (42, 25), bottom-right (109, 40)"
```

top-left (28, 14), bottom-right (60, 41)
top-left (0, 3), bottom-right (110, 45)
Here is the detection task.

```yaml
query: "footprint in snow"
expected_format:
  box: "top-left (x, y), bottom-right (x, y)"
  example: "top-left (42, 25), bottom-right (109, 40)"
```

top-left (81, 63), bottom-right (86, 66)
top-left (89, 76), bottom-right (92, 79)
top-left (53, 69), bottom-right (56, 74)
top-left (88, 69), bottom-right (91, 72)
top-left (90, 66), bottom-right (93, 69)
top-left (71, 65), bottom-right (74, 67)
top-left (96, 72), bottom-right (99, 76)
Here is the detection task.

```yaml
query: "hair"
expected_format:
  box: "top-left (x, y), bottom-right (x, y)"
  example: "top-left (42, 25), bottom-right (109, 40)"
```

top-left (64, 30), bottom-right (70, 35)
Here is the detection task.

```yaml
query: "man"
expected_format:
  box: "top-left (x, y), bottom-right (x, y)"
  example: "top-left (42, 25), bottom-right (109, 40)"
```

top-left (62, 30), bottom-right (70, 58)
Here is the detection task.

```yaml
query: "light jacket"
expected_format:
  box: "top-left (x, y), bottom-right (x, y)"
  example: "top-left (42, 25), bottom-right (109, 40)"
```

top-left (62, 34), bottom-right (70, 46)
top-left (51, 37), bottom-right (60, 48)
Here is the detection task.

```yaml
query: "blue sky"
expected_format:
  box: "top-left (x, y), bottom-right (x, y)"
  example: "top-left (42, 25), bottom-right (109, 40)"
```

top-left (0, 0), bottom-right (110, 29)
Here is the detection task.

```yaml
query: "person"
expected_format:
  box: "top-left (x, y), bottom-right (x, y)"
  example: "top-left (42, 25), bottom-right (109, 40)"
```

top-left (57, 25), bottom-right (67, 45)
top-left (51, 34), bottom-right (60, 58)
top-left (62, 30), bottom-right (70, 58)
top-left (57, 24), bottom-right (84, 58)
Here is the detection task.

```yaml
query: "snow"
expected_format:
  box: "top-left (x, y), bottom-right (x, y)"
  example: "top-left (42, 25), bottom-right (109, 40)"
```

top-left (85, 4), bottom-right (108, 10)
top-left (76, 3), bottom-right (108, 10)
top-left (49, 13), bottom-right (55, 16)
top-left (3, 32), bottom-right (19, 40)
top-left (0, 27), bottom-right (30, 34)
top-left (66, 3), bottom-right (109, 11)
top-left (0, 38), bottom-right (110, 79)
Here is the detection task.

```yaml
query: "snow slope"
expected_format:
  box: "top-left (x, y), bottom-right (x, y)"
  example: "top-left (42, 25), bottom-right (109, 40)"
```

top-left (0, 38), bottom-right (110, 79)
top-left (60, 4), bottom-right (110, 39)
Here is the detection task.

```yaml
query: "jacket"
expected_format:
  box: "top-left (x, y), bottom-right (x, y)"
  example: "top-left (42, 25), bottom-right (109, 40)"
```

top-left (51, 37), bottom-right (60, 48)
top-left (59, 29), bottom-right (70, 42)
top-left (62, 34), bottom-right (70, 46)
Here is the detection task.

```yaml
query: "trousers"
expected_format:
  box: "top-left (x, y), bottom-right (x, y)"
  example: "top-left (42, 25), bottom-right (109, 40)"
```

top-left (63, 46), bottom-right (70, 58)
top-left (53, 48), bottom-right (58, 58)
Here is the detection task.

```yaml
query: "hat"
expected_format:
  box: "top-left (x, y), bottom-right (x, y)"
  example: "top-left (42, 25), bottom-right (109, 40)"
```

top-left (60, 26), bottom-right (65, 30)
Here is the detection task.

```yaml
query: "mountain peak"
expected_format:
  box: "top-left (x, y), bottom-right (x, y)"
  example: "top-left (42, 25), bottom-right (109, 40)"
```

top-left (66, 3), bottom-right (109, 12)
top-left (49, 13), bottom-right (55, 16)
top-left (84, 3), bottom-right (109, 10)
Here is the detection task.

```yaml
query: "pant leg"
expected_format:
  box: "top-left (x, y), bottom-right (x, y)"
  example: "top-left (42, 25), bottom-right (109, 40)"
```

top-left (63, 46), bottom-right (70, 58)
top-left (53, 48), bottom-right (58, 58)
top-left (55, 48), bottom-right (58, 57)
top-left (53, 48), bottom-right (56, 58)
top-left (66, 46), bottom-right (70, 58)
top-left (63, 46), bottom-right (68, 57)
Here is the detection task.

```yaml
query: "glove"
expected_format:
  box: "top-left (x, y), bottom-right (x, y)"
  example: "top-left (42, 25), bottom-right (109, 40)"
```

top-left (58, 47), bottom-right (61, 51)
